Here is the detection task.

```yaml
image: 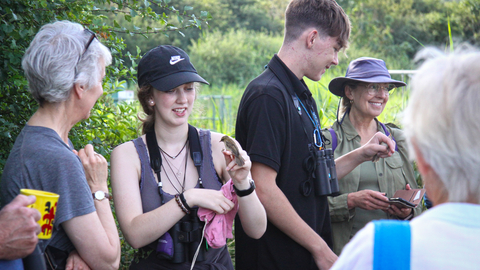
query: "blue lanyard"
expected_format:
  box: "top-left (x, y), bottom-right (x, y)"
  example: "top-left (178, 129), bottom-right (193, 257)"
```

top-left (295, 94), bottom-right (323, 148)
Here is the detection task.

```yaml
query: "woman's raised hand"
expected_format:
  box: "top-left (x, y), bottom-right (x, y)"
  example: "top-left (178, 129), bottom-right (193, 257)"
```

top-left (77, 144), bottom-right (108, 191)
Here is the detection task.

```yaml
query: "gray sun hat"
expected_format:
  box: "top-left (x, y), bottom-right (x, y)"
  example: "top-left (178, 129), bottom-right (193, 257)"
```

top-left (328, 57), bottom-right (406, 97)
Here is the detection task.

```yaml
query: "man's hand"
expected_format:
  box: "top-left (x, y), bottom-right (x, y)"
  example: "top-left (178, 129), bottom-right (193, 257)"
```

top-left (0, 195), bottom-right (41, 260)
top-left (359, 132), bottom-right (395, 162)
top-left (335, 132), bottom-right (396, 179)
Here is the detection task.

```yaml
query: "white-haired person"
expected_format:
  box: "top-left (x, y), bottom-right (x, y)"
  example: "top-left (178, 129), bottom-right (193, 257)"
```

top-left (330, 48), bottom-right (480, 269)
top-left (0, 21), bottom-right (120, 269)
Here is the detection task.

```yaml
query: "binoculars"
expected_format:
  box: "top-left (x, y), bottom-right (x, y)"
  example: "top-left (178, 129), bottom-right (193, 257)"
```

top-left (156, 208), bottom-right (206, 264)
top-left (311, 148), bottom-right (339, 196)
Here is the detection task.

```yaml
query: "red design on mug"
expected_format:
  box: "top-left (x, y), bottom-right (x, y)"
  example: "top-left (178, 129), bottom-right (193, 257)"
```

top-left (41, 201), bottom-right (56, 236)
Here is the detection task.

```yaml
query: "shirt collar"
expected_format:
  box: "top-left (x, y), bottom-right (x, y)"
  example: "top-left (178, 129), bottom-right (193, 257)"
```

top-left (270, 54), bottom-right (312, 99)
top-left (340, 113), bottom-right (384, 141)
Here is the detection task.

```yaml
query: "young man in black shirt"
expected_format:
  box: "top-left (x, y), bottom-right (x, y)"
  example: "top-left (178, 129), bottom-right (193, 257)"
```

top-left (235, 0), bottom-right (396, 269)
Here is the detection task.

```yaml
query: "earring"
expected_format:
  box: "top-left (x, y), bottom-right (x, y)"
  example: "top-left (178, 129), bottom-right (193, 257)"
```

top-left (149, 100), bottom-right (154, 105)
top-left (350, 100), bottom-right (354, 104)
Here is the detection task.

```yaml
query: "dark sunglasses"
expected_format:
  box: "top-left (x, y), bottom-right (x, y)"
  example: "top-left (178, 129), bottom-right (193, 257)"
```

top-left (74, 28), bottom-right (97, 77)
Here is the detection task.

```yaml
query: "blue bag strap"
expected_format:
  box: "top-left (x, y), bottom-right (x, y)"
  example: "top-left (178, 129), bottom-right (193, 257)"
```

top-left (373, 220), bottom-right (411, 270)
top-left (328, 128), bottom-right (337, 151)
top-left (379, 122), bottom-right (398, 152)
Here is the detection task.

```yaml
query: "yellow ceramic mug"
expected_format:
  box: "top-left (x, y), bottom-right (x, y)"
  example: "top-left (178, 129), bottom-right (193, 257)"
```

top-left (20, 189), bottom-right (60, 240)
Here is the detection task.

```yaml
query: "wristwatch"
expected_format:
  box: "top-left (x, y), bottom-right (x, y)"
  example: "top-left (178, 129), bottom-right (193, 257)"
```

top-left (233, 179), bottom-right (256, 197)
top-left (92, 190), bottom-right (111, 201)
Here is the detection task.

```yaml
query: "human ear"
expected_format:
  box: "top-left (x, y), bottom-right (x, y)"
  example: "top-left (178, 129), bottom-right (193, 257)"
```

top-left (344, 85), bottom-right (354, 100)
top-left (306, 30), bottom-right (318, 49)
top-left (73, 83), bottom-right (86, 99)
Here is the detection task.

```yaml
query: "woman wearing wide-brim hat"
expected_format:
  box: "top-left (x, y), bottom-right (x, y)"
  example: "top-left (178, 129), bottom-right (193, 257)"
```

top-left (321, 57), bottom-right (421, 255)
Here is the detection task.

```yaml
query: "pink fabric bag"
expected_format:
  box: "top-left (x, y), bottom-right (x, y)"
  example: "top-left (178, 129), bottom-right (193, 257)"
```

top-left (197, 179), bottom-right (239, 248)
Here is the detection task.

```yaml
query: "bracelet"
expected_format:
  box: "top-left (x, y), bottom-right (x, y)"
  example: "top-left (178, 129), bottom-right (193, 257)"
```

top-left (175, 194), bottom-right (190, 215)
top-left (179, 193), bottom-right (192, 212)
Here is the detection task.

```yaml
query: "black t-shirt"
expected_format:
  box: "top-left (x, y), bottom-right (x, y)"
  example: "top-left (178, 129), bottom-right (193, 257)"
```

top-left (235, 55), bottom-right (333, 270)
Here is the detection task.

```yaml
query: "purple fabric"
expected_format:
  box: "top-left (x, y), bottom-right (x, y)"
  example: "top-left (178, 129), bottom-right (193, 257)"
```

top-left (197, 179), bottom-right (239, 248)
top-left (329, 128), bottom-right (338, 151)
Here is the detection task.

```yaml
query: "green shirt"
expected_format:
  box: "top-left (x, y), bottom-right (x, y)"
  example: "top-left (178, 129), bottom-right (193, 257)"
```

top-left (322, 115), bottom-right (422, 255)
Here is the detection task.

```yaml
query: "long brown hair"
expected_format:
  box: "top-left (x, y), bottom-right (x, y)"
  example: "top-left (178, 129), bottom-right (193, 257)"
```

top-left (137, 84), bottom-right (155, 134)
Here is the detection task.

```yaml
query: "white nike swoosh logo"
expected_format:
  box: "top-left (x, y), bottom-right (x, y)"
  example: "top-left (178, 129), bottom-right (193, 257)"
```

top-left (169, 58), bottom-right (185, 65)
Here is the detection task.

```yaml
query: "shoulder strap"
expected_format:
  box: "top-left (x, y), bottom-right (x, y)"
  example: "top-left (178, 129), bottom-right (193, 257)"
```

top-left (188, 124), bottom-right (204, 188)
top-left (373, 220), bottom-right (411, 270)
top-left (145, 130), bottom-right (164, 204)
top-left (379, 122), bottom-right (398, 152)
top-left (328, 128), bottom-right (337, 151)
top-left (146, 125), bottom-right (205, 197)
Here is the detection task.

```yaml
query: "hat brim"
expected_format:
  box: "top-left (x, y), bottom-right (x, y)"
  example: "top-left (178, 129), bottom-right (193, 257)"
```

top-left (328, 76), bottom-right (407, 97)
top-left (150, 71), bottom-right (209, 92)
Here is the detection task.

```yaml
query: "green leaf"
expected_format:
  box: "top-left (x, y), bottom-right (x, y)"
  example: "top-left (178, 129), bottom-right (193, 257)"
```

top-left (125, 15), bottom-right (132, 22)
top-left (130, 9), bottom-right (137, 17)
top-left (184, 6), bottom-right (193, 11)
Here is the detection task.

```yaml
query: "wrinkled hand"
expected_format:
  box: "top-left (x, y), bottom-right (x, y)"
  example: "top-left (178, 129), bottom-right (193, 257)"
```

top-left (348, 190), bottom-right (390, 210)
top-left (77, 144), bottom-right (108, 191)
top-left (359, 132), bottom-right (395, 162)
top-left (184, 189), bottom-right (234, 214)
top-left (66, 250), bottom-right (91, 270)
top-left (222, 141), bottom-right (252, 189)
top-left (385, 184), bottom-right (414, 219)
top-left (0, 195), bottom-right (41, 260)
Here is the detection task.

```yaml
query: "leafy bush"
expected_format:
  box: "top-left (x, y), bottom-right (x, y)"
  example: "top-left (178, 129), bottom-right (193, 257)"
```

top-left (188, 29), bottom-right (283, 87)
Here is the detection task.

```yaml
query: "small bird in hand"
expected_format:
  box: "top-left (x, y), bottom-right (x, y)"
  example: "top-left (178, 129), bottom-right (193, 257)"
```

top-left (220, 135), bottom-right (245, 166)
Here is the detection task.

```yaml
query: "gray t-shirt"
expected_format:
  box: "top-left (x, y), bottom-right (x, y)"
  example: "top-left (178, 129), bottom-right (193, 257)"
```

top-left (1, 125), bottom-right (96, 253)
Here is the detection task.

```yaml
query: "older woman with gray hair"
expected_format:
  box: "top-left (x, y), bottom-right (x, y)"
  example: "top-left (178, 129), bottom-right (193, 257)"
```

top-left (0, 21), bottom-right (120, 269)
top-left (330, 49), bottom-right (480, 269)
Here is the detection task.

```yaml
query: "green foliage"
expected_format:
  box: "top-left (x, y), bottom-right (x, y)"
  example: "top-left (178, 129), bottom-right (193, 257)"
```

top-left (117, 0), bottom-right (287, 56)
top-left (0, 0), bottom-right (210, 173)
top-left (188, 29), bottom-right (283, 87)
top-left (339, 0), bottom-right (480, 66)
top-left (0, 0), bottom-right (210, 267)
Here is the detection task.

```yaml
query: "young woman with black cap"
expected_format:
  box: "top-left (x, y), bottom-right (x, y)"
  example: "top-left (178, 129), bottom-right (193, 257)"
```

top-left (321, 57), bottom-right (421, 255)
top-left (110, 45), bottom-right (266, 269)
